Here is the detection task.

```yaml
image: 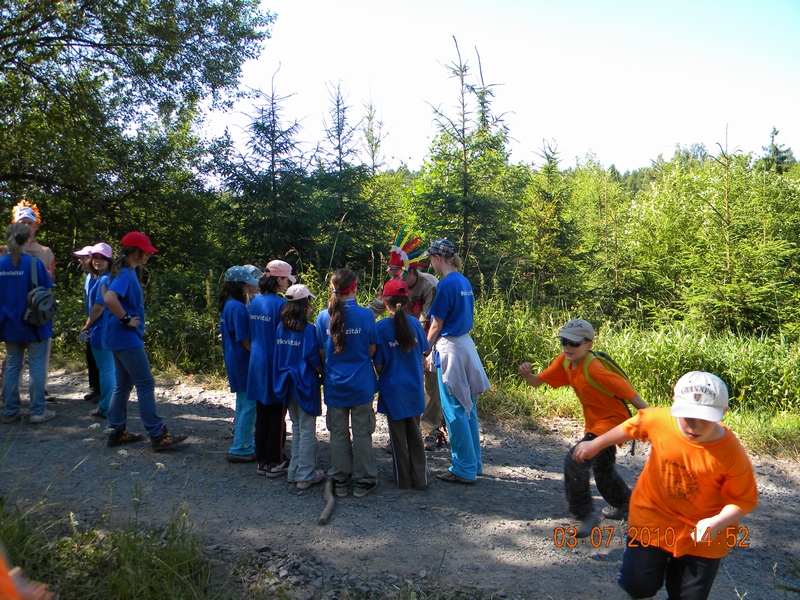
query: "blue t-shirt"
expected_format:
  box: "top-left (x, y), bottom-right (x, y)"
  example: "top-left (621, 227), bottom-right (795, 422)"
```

top-left (428, 271), bottom-right (474, 337)
top-left (247, 293), bottom-right (285, 404)
top-left (84, 274), bottom-right (97, 316)
top-left (221, 298), bottom-right (250, 393)
top-left (373, 314), bottom-right (430, 420)
top-left (315, 299), bottom-right (378, 407)
top-left (89, 273), bottom-right (111, 349)
top-left (102, 267), bottom-right (145, 351)
top-left (0, 254), bottom-right (54, 343)
top-left (274, 322), bottom-right (322, 416)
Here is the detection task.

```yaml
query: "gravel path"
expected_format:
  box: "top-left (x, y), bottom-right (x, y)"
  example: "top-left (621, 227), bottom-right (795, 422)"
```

top-left (1, 368), bottom-right (798, 599)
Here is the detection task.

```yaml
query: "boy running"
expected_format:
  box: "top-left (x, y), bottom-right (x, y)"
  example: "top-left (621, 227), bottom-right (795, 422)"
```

top-left (573, 371), bottom-right (758, 599)
top-left (518, 318), bottom-right (648, 535)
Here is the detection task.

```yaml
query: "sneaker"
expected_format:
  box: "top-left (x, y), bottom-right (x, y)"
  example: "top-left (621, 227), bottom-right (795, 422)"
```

top-left (84, 391), bottom-right (100, 402)
top-left (150, 427), bottom-right (188, 452)
top-left (30, 409), bottom-right (57, 424)
top-left (353, 481), bottom-right (377, 498)
top-left (2, 409), bottom-right (29, 424)
top-left (296, 470), bottom-right (325, 490)
top-left (601, 505), bottom-right (629, 520)
top-left (334, 481), bottom-right (348, 498)
top-left (107, 428), bottom-right (144, 448)
top-left (89, 409), bottom-right (106, 419)
top-left (256, 462), bottom-right (269, 476)
top-left (265, 460), bottom-right (289, 478)
top-left (227, 453), bottom-right (256, 463)
top-left (573, 512), bottom-right (599, 538)
top-left (437, 470), bottom-right (474, 484)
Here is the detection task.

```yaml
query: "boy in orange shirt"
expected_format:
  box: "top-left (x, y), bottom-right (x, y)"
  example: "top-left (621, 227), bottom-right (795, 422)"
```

top-left (573, 371), bottom-right (758, 599)
top-left (519, 318), bottom-right (648, 536)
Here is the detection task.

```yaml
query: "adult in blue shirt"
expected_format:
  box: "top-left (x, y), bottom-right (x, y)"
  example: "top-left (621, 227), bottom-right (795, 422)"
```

top-left (0, 223), bottom-right (56, 424)
top-left (102, 231), bottom-right (186, 451)
top-left (425, 239), bottom-right (490, 483)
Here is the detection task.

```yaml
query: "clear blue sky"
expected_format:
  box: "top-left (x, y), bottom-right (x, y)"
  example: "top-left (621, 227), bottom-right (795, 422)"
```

top-left (204, 0), bottom-right (800, 172)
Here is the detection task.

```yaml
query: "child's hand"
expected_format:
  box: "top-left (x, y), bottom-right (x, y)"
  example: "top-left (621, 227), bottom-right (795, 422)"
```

top-left (9, 567), bottom-right (55, 600)
top-left (518, 362), bottom-right (533, 376)
top-left (573, 441), bottom-right (595, 463)
top-left (693, 517), bottom-right (716, 544)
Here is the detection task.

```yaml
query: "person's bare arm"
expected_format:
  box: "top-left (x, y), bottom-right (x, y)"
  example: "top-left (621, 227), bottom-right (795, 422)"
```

top-left (518, 362), bottom-right (546, 387)
top-left (629, 394), bottom-right (648, 410)
top-left (573, 424), bottom-right (634, 463)
top-left (103, 290), bottom-right (140, 329)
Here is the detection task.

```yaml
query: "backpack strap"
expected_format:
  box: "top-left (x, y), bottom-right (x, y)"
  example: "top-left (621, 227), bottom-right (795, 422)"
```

top-left (582, 352), bottom-right (616, 397)
top-left (30, 255), bottom-right (39, 288)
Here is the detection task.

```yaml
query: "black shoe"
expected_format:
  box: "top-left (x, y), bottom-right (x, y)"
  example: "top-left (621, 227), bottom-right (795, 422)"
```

top-left (107, 428), bottom-right (144, 448)
top-left (227, 453), bottom-right (256, 463)
top-left (84, 391), bottom-right (101, 402)
top-left (151, 426), bottom-right (188, 452)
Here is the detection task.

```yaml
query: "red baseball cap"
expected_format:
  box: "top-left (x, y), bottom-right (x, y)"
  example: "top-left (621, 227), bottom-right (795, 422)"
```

top-left (120, 231), bottom-right (159, 253)
top-left (382, 279), bottom-right (409, 297)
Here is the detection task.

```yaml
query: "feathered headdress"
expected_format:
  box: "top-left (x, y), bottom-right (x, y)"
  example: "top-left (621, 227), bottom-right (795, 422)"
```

top-left (388, 227), bottom-right (428, 271)
top-left (12, 199), bottom-right (41, 225)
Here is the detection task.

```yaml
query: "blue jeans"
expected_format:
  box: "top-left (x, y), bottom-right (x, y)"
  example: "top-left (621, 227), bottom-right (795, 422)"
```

top-left (437, 367), bottom-right (482, 480)
top-left (108, 346), bottom-right (164, 437)
top-left (2, 340), bottom-right (48, 417)
top-left (91, 345), bottom-right (116, 416)
top-left (229, 391), bottom-right (256, 456)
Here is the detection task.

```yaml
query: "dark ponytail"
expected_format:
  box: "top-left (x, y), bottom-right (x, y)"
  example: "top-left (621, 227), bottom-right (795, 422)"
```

top-left (328, 268), bottom-right (357, 354)
top-left (217, 281), bottom-right (247, 312)
top-left (386, 295), bottom-right (416, 352)
top-left (5, 223), bottom-right (30, 266)
top-left (281, 297), bottom-right (311, 332)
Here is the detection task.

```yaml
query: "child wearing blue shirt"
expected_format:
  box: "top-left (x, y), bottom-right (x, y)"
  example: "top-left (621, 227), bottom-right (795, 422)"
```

top-left (316, 268), bottom-right (379, 499)
top-left (219, 266), bottom-right (260, 463)
top-left (275, 284), bottom-right (325, 490)
top-left (373, 279), bottom-right (430, 490)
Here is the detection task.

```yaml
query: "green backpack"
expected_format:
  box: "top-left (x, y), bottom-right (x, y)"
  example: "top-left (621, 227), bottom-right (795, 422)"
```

top-left (562, 350), bottom-right (636, 453)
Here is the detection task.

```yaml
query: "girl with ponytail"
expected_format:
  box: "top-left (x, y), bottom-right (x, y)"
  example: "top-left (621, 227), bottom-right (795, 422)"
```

top-left (373, 279), bottom-right (430, 490)
top-left (1, 223), bottom-right (56, 424)
top-left (315, 268), bottom-right (379, 499)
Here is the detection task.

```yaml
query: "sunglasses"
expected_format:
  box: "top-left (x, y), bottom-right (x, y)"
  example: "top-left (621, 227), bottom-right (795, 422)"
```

top-left (560, 338), bottom-right (586, 348)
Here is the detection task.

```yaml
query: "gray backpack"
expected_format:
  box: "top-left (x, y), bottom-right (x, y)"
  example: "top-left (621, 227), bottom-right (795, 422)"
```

top-left (24, 256), bottom-right (58, 328)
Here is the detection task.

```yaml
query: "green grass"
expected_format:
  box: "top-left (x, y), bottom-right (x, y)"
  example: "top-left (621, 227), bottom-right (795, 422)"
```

top-left (0, 500), bottom-right (218, 599)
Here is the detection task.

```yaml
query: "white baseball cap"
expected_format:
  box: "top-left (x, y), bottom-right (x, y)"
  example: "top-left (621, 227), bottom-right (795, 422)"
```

top-left (671, 371), bottom-right (729, 422)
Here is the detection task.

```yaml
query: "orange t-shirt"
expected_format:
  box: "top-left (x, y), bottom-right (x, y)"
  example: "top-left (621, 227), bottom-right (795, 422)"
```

top-left (0, 553), bottom-right (21, 600)
top-left (622, 407), bottom-right (758, 559)
top-left (538, 353), bottom-right (637, 436)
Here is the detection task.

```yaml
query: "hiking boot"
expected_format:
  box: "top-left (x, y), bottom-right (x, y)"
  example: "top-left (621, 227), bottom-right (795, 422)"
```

top-left (601, 505), bottom-right (629, 520)
top-left (150, 426), bottom-right (187, 452)
top-left (107, 428), bottom-right (144, 448)
top-left (353, 481), bottom-right (377, 498)
top-left (573, 511), bottom-right (599, 538)
top-left (30, 409), bottom-right (57, 424)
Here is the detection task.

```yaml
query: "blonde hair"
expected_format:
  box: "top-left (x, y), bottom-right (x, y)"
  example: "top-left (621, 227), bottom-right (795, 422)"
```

top-left (5, 223), bottom-right (30, 266)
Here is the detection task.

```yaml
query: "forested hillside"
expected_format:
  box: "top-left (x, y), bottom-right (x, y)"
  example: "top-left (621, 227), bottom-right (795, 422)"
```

top-left (3, 3), bottom-right (800, 422)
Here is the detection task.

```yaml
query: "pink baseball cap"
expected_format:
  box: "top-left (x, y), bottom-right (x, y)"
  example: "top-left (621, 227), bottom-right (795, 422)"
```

top-left (265, 260), bottom-right (296, 283)
top-left (73, 245), bottom-right (94, 257)
top-left (90, 242), bottom-right (113, 258)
